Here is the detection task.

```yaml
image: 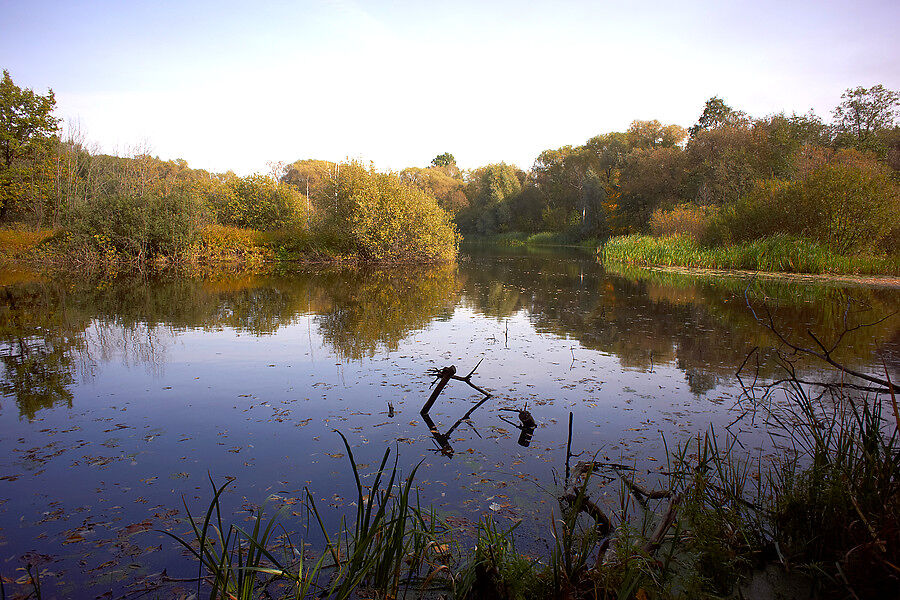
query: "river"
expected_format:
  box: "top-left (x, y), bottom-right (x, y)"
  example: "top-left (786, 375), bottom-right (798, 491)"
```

top-left (0, 245), bottom-right (897, 597)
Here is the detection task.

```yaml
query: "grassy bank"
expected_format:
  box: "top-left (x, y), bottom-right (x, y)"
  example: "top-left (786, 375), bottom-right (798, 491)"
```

top-left (464, 231), bottom-right (601, 249)
top-left (601, 234), bottom-right (900, 276)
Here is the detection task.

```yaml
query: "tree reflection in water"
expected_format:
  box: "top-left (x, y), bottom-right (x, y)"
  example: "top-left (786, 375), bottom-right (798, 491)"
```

top-left (0, 250), bottom-right (896, 419)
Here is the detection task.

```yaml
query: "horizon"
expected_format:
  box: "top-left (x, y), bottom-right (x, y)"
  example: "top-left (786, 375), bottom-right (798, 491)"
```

top-left (3, 0), bottom-right (898, 175)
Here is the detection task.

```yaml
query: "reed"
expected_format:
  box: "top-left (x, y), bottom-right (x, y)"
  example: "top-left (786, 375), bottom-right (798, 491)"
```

top-left (602, 234), bottom-right (900, 275)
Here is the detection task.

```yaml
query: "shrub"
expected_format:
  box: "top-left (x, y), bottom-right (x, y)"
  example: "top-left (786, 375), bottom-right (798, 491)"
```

top-left (216, 174), bottom-right (306, 231)
top-left (190, 224), bottom-right (273, 264)
top-left (706, 149), bottom-right (899, 253)
top-left (66, 181), bottom-right (205, 259)
top-left (650, 204), bottom-right (713, 240)
top-left (315, 161), bottom-right (458, 262)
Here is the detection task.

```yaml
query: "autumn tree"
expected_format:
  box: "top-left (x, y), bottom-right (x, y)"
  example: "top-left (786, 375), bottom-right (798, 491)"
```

top-left (626, 120), bottom-right (687, 150)
top-left (0, 70), bottom-right (59, 222)
top-left (619, 147), bottom-right (686, 231)
top-left (831, 84), bottom-right (899, 153)
top-left (400, 167), bottom-right (467, 214)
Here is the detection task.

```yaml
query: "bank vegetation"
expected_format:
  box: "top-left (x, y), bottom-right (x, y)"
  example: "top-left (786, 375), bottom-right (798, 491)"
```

top-left (2, 68), bottom-right (897, 274)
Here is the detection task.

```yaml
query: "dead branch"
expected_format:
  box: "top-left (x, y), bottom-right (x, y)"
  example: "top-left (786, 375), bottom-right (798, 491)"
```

top-left (422, 365), bottom-right (456, 415)
top-left (421, 361), bottom-right (492, 415)
top-left (641, 493), bottom-right (681, 556)
top-left (561, 490), bottom-right (612, 536)
top-left (622, 477), bottom-right (672, 501)
top-left (744, 285), bottom-right (895, 391)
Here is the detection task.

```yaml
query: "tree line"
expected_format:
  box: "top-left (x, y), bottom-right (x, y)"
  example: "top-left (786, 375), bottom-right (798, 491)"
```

top-left (390, 86), bottom-right (898, 256)
top-left (2, 67), bottom-right (897, 266)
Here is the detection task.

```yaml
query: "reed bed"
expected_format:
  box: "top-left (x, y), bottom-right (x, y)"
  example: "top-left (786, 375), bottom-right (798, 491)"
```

top-left (601, 234), bottom-right (900, 275)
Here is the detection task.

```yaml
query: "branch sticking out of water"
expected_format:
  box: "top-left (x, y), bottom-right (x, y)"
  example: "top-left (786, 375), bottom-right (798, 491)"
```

top-left (421, 361), bottom-right (492, 415)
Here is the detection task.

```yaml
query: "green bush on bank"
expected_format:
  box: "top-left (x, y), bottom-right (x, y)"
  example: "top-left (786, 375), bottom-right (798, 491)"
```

top-left (65, 181), bottom-right (206, 260)
top-left (463, 231), bottom-right (600, 249)
top-left (315, 161), bottom-right (458, 262)
top-left (213, 174), bottom-right (307, 231)
top-left (704, 149), bottom-right (898, 253)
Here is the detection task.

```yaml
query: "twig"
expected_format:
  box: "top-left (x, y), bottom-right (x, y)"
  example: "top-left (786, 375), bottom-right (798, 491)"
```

top-left (621, 477), bottom-right (672, 501)
top-left (744, 286), bottom-right (894, 390)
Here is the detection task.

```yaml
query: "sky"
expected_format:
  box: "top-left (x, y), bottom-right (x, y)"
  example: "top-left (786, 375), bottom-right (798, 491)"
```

top-left (2, 0), bottom-right (898, 175)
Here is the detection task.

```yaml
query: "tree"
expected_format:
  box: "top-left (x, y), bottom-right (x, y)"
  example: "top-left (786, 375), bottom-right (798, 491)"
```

top-left (399, 166), bottom-right (466, 214)
top-left (831, 84), bottom-right (899, 148)
top-left (689, 96), bottom-right (747, 137)
top-left (431, 152), bottom-right (456, 168)
top-left (619, 147), bottom-right (686, 231)
top-left (626, 120), bottom-right (687, 150)
top-left (0, 70), bottom-right (59, 222)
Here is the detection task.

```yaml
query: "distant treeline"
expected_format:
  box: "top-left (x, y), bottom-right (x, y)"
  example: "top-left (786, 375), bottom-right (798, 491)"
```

top-left (0, 70), bottom-right (458, 267)
top-left (1, 67), bottom-right (898, 268)
top-left (393, 87), bottom-right (898, 257)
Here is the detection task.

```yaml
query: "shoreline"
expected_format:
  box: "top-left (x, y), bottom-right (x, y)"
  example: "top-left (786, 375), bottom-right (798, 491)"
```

top-left (607, 261), bottom-right (900, 288)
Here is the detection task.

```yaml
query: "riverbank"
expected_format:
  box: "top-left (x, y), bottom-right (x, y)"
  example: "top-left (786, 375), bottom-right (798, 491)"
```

top-left (463, 231), bottom-right (601, 249)
top-left (0, 223), bottom-right (458, 274)
top-left (601, 234), bottom-right (900, 277)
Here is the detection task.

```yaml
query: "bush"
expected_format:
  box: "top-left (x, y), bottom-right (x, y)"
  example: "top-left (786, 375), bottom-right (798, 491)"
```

top-left (315, 161), bottom-right (458, 262)
top-left (706, 149), bottom-right (899, 253)
top-left (66, 181), bottom-right (205, 259)
top-left (190, 224), bottom-right (273, 265)
top-left (216, 174), bottom-right (306, 231)
top-left (650, 204), bottom-right (713, 240)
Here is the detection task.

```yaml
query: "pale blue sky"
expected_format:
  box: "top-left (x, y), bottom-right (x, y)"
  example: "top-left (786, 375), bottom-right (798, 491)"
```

top-left (3, 0), bottom-right (898, 174)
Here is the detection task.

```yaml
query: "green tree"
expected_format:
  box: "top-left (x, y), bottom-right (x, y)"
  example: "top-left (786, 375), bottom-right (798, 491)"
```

top-left (688, 96), bottom-right (747, 137)
top-left (751, 112), bottom-right (827, 179)
top-left (431, 152), bottom-right (456, 168)
top-left (458, 163), bottom-right (521, 234)
top-left (0, 70), bottom-right (59, 222)
top-left (579, 170), bottom-right (609, 238)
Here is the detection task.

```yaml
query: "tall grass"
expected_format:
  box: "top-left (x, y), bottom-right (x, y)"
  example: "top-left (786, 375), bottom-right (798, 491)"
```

top-left (161, 432), bottom-right (452, 600)
top-left (602, 234), bottom-right (900, 275)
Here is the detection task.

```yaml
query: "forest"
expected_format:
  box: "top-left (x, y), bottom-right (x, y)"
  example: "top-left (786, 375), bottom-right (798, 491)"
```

top-left (1, 68), bottom-right (898, 271)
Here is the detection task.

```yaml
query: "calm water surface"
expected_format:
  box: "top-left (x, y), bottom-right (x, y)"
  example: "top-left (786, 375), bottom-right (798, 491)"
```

top-left (0, 246), bottom-right (897, 597)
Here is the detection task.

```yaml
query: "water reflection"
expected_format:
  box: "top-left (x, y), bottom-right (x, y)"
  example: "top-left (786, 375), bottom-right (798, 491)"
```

top-left (461, 249), bottom-right (898, 393)
top-left (1, 252), bottom-right (897, 419)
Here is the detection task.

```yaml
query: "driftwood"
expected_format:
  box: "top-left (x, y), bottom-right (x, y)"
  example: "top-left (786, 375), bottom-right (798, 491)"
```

top-left (421, 366), bottom-right (457, 415)
top-left (622, 477), bottom-right (672, 501)
top-left (498, 405), bottom-right (537, 447)
top-left (641, 493), bottom-right (681, 555)
top-left (559, 411), bottom-right (612, 534)
top-left (559, 411), bottom-right (680, 560)
top-left (421, 361), bottom-right (492, 415)
top-left (561, 490), bottom-right (612, 536)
